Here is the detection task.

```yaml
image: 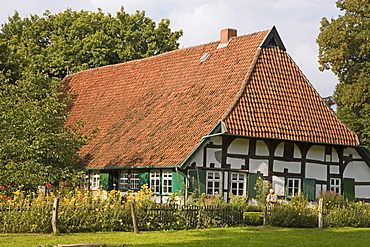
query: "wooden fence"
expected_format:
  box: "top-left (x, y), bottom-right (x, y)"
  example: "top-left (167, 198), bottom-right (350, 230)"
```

top-left (142, 204), bottom-right (244, 229)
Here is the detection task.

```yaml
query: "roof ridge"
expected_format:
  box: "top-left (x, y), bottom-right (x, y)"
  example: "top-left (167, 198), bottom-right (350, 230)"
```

top-left (62, 29), bottom-right (270, 82)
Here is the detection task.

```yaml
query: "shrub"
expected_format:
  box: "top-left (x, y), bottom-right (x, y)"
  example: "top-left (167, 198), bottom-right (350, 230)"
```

top-left (243, 212), bottom-right (263, 226)
top-left (324, 201), bottom-right (370, 227)
top-left (268, 194), bottom-right (317, 228)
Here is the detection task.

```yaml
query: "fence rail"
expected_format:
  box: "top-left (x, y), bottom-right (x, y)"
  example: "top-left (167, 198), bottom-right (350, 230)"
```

top-left (143, 204), bottom-right (244, 229)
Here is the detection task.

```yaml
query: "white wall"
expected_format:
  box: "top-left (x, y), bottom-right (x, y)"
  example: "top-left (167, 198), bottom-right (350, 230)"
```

top-left (344, 161), bottom-right (370, 182)
top-left (306, 163), bottom-right (327, 180)
top-left (256, 140), bottom-right (269, 156)
top-left (227, 157), bottom-right (244, 169)
top-left (228, 138), bottom-right (249, 154)
top-left (273, 160), bottom-right (301, 173)
top-left (344, 147), bottom-right (362, 159)
top-left (207, 148), bottom-right (222, 168)
top-left (355, 186), bottom-right (370, 199)
top-left (272, 176), bottom-right (285, 196)
top-left (329, 165), bottom-right (340, 174)
top-left (307, 145), bottom-right (325, 161)
top-left (249, 159), bottom-right (268, 176)
top-left (275, 142), bottom-right (284, 157)
top-left (294, 144), bottom-right (301, 159)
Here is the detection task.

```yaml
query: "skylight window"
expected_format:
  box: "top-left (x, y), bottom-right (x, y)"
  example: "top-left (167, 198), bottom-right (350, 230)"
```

top-left (199, 52), bottom-right (210, 63)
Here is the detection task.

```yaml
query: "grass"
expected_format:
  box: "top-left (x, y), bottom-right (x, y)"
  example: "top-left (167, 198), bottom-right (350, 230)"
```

top-left (2, 226), bottom-right (370, 247)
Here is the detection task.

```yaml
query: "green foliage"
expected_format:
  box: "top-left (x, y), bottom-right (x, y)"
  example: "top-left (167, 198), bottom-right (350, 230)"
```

top-left (0, 7), bottom-right (182, 190)
top-left (228, 192), bottom-right (248, 209)
top-left (243, 212), bottom-right (264, 226)
top-left (0, 7), bottom-right (183, 81)
top-left (316, 0), bottom-right (370, 147)
top-left (0, 73), bottom-right (87, 189)
top-left (269, 194), bottom-right (317, 228)
top-left (325, 201), bottom-right (370, 227)
top-left (254, 177), bottom-right (272, 205)
top-left (320, 190), bottom-right (347, 211)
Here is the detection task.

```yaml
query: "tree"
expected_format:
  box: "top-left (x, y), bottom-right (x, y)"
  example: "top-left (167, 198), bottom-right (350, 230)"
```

top-left (0, 7), bottom-right (183, 80)
top-left (0, 7), bottom-right (182, 189)
top-left (0, 72), bottom-right (88, 189)
top-left (316, 0), bottom-right (370, 147)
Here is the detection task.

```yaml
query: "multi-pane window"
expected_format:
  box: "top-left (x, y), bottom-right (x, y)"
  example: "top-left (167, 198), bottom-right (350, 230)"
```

top-left (119, 172), bottom-right (129, 189)
top-left (90, 170), bottom-right (100, 189)
top-left (150, 170), bottom-right (161, 193)
top-left (130, 173), bottom-right (139, 189)
top-left (231, 173), bottom-right (245, 196)
top-left (330, 178), bottom-right (341, 194)
top-left (207, 171), bottom-right (221, 196)
top-left (162, 170), bottom-right (172, 194)
top-left (287, 178), bottom-right (301, 197)
top-left (118, 171), bottom-right (139, 190)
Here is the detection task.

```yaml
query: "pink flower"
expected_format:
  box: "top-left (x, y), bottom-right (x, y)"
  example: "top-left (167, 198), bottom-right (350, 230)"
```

top-left (7, 185), bottom-right (12, 188)
top-left (0, 186), bottom-right (3, 189)
top-left (46, 183), bottom-right (52, 188)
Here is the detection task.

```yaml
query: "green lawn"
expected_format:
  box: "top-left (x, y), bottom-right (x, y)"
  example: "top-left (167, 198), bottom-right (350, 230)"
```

top-left (2, 227), bottom-right (370, 247)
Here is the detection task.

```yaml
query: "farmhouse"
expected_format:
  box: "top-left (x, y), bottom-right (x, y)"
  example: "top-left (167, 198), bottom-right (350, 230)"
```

top-left (63, 26), bottom-right (370, 202)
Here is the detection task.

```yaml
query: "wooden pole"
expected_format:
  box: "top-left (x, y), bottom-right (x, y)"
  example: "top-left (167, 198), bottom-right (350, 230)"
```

top-left (52, 197), bottom-right (60, 233)
top-left (263, 205), bottom-right (268, 225)
top-left (318, 198), bottom-right (323, 228)
top-left (130, 201), bottom-right (139, 233)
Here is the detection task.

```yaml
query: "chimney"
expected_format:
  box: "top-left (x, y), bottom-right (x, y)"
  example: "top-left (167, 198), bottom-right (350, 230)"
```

top-left (220, 28), bottom-right (237, 44)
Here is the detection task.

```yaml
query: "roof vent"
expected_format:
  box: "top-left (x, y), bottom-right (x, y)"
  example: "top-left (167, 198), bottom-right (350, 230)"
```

top-left (199, 52), bottom-right (210, 62)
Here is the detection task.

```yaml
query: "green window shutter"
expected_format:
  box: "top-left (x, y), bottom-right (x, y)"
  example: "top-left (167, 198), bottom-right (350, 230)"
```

top-left (188, 170), bottom-right (206, 194)
top-left (247, 173), bottom-right (263, 199)
top-left (302, 178), bottom-right (316, 200)
top-left (172, 171), bottom-right (185, 194)
top-left (139, 171), bottom-right (149, 188)
top-left (342, 178), bottom-right (355, 201)
top-left (99, 172), bottom-right (110, 190)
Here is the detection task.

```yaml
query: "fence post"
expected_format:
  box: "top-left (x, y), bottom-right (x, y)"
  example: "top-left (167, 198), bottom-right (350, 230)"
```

top-left (52, 197), bottom-right (60, 233)
top-left (263, 205), bottom-right (268, 225)
top-left (318, 198), bottom-right (323, 228)
top-left (130, 201), bottom-right (139, 233)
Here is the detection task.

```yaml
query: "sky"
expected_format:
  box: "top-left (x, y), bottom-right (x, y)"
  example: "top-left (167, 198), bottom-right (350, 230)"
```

top-left (0, 0), bottom-right (343, 97)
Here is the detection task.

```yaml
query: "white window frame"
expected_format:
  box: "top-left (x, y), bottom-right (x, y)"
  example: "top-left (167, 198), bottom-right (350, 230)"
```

top-left (330, 178), bottom-right (341, 194)
top-left (130, 173), bottom-right (140, 190)
top-left (118, 171), bottom-right (129, 190)
top-left (162, 170), bottom-right (172, 195)
top-left (207, 171), bottom-right (221, 196)
top-left (90, 170), bottom-right (100, 189)
top-left (150, 170), bottom-right (161, 194)
top-left (231, 172), bottom-right (246, 196)
top-left (287, 178), bottom-right (301, 197)
top-left (119, 171), bottom-right (140, 190)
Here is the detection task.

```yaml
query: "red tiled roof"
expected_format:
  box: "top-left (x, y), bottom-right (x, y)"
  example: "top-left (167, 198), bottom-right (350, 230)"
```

top-left (63, 28), bottom-right (359, 169)
top-left (223, 47), bottom-right (358, 145)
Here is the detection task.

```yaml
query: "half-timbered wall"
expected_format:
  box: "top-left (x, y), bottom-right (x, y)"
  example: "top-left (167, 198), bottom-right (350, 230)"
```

top-left (186, 136), bottom-right (370, 200)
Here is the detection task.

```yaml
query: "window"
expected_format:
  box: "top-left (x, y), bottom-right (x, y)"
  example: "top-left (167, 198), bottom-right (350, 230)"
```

top-left (150, 170), bottom-right (161, 194)
top-left (162, 170), bottom-right (172, 194)
top-left (207, 171), bottom-right (221, 195)
top-left (118, 171), bottom-right (139, 190)
top-left (330, 178), bottom-right (341, 194)
top-left (90, 170), bottom-right (100, 189)
top-left (287, 178), bottom-right (301, 197)
top-left (231, 173), bottom-right (245, 196)
top-left (130, 173), bottom-right (139, 190)
top-left (119, 172), bottom-right (129, 189)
